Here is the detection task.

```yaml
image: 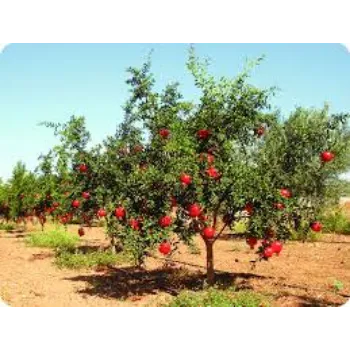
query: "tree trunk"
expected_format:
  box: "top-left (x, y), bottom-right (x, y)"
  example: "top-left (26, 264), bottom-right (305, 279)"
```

top-left (205, 240), bottom-right (215, 286)
top-left (110, 236), bottom-right (117, 254)
top-left (293, 213), bottom-right (301, 231)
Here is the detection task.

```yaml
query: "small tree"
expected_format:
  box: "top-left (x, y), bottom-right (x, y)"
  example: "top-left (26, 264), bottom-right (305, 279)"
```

top-left (39, 116), bottom-right (94, 231)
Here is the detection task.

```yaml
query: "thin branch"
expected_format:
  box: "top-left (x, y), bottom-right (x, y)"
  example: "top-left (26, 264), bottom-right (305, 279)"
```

top-left (213, 222), bottom-right (228, 243)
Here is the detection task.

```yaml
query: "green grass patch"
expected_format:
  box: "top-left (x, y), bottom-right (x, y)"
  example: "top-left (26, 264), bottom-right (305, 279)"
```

top-left (231, 220), bottom-right (247, 234)
top-left (332, 279), bottom-right (344, 293)
top-left (320, 209), bottom-right (350, 235)
top-left (25, 230), bottom-right (79, 250)
top-left (55, 250), bottom-right (130, 270)
top-left (0, 223), bottom-right (16, 231)
top-left (166, 288), bottom-right (270, 307)
top-left (290, 229), bottom-right (321, 242)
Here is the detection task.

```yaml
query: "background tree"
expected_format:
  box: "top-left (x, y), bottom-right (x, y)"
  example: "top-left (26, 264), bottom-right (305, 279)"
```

top-left (6, 162), bottom-right (38, 224)
top-left (256, 106), bottom-right (350, 240)
top-left (0, 179), bottom-right (10, 222)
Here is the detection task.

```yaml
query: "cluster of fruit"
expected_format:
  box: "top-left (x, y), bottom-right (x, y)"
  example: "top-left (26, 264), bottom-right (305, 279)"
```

top-left (246, 237), bottom-right (283, 259)
top-left (70, 132), bottom-right (334, 258)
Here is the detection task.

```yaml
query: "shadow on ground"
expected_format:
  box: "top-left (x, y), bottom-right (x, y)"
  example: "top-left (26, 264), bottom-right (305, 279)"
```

top-left (29, 252), bottom-right (55, 261)
top-left (65, 265), bottom-right (347, 307)
top-left (76, 245), bottom-right (108, 254)
top-left (315, 240), bottom-right (350, 244)
top-left (275, 291), bottom-right (345, 307)
top-left (65, 266), bottom-right (270, 300)
top-left (1, 232), bottom-right (27, 238)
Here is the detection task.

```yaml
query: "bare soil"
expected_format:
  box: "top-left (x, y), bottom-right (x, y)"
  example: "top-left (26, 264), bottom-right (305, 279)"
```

top-left (1, 225), bottom-right (349, 307)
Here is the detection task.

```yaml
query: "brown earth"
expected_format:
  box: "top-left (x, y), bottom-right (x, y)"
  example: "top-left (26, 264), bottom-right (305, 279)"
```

top-left (0, 225), bottom-right (349, 307)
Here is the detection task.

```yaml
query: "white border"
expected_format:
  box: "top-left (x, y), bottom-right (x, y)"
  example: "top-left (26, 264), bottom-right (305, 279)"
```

top-left (0, 299), bottom-right (9, 312)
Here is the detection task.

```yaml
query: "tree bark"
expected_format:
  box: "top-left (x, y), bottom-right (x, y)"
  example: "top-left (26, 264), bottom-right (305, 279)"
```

top-left (205, 240), bottom-right (215, 286)
top-left (110, 236), bottom-right (117, 254)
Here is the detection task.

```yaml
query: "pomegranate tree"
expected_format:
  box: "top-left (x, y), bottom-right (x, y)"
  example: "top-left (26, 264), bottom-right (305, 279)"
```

top-left (34, 50), bottom-right (350, 286)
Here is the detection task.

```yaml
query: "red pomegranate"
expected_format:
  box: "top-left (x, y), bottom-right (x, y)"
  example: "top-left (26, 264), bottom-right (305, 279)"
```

top-left (60, 216), bottom-right (68, 225)
top-left (206, 167), bottom-right (221, 180)
top-left (97, 209), bottom-right (107, 218)
top-left (82, 192), bottom-right (91, 200)
top-left (159, 128), bottom-right (170, 139)
top-left (310, 221), bottom-right (322, 232)
top-left (263, 247), bottom-right (274, 258)
top-left (246, 237), bottom-right (258, 249)
top-left (188, 204), bottom-right (202, 218)
top-left (320, 151), bottom-right (335, 163)
top-left (115, 207), bottom-right (126, 219)
top-left (180, 173), bottom-right (192, 186)
top-left (78, 228), bottom-right (85, 237)
top-left (280, 188), bottom-right (292, 199)
top-left (273, 203), bottom-right (285, 210)
top-left (202, 227), bottom-right (215, 239)
top-left (72, 200), bottom-right (80, 209)
top-left (159, 241), bottom-right (171, 255)
top-left (159, 215), bottom-right (172, 228)
top-left (129, 218), bottom-right (140, 231)
top-left (197, 129), bottom-right (211, 140)
top-left (200, 153), bottom-right (215, 164)
top-left (78, 164), bottom-right (88, 173)
top-left (271, 241), bottom-right (283, 255)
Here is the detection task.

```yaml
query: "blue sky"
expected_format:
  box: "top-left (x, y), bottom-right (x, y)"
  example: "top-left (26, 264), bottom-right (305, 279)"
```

top-left (0, 44), bottom-right (350, 181)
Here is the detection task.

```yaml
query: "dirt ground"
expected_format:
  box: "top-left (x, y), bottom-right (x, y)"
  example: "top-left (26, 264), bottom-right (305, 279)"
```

top-left (0, 225), bottom-right (349, 307)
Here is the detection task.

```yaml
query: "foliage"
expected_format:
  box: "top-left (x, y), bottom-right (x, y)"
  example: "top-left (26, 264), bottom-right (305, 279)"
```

top-left (166, 288), bottom-right (270, 307)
